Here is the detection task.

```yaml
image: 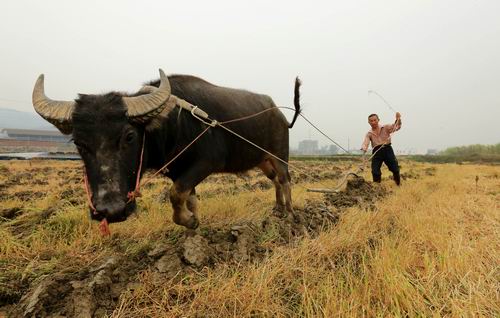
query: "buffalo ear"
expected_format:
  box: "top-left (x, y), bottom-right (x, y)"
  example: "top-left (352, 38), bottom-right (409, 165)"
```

top-left (53, 124), bottom-right (73, 135)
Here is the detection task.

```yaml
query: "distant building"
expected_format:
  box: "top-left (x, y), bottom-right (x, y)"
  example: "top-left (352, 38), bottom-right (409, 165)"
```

top-left (298, 139), bottom-right (318, 155)
top-left (1, 128), bottom-right (70, 143)
top-left (349, 149), bottom-right (364, 155)
top-left (327, 145), bottom-right (339, 155)
top-left (292, 141), bottom-right (342, 155)
top-left (0, 128), bottom-right (74, 153)
top-left (426, 149), bottom-right (439, 155)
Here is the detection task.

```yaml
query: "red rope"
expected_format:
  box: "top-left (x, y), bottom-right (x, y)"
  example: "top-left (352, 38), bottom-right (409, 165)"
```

top-left (127, 132), bottom-right (146, 203)
top-left (83, 167), bottom-right (97, 215)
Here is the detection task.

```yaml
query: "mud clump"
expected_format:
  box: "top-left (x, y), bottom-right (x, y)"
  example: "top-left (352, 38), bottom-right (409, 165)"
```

top-left (400, 170), bottom-right (420, 180)
top-left (0, 165), bottom-right (9, 175)
top-left (0, 207), bottom-right (22, 220)
top-left (154, 250), bottom-right (183, 276)
top-left (424, 167), bottom-right (437, 176)
top-left (325, 177), bottom-right (386, 210)
top-left (301, 200), bottom-right (340, 232)
top-left (11, 256), bottom-right (142, 318)
top-left (14, 274), bottom-right (75, 317)
top-left (181, 231), bottom-right (212, 267)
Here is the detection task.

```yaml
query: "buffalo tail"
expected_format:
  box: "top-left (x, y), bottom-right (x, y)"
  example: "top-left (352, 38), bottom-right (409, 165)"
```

top-left (288, 76), bottom-right (302, 128)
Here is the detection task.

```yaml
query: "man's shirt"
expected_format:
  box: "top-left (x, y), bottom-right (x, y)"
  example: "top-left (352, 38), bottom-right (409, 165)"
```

top-left (361, 120), bottom-right (401, 152)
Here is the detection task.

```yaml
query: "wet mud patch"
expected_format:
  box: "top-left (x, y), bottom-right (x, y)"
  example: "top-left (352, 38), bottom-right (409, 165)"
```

top-left (0, 266), bottom-right (30, 308)
top-left (3, 172), bottom-right (35, 189)
top-left (290, 166), bottom-right (342, 183)
top-left (6, 207), bottom-right (59, 236)
top-left (0, 207), bottom-right (22, 221)
top-left (199, 166), bottom-right (344, 199)
top-left (11, 191), bottom-right (45, 202)
top-left (59, 187), bottom-right (86, 205)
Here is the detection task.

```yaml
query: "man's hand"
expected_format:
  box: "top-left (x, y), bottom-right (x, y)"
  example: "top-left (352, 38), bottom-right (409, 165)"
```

top-left (361, 151), bottom-right (369, 165)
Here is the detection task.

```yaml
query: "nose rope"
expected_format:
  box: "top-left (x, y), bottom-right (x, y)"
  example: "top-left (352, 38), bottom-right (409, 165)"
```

top-left (83, 167), bottom-right (98, 215)
top-left (127, 132), bottom-right (146, 203)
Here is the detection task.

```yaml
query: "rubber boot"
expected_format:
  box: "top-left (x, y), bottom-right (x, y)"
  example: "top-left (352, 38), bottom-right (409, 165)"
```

top-left (373, 175), bottom-right (382, 183)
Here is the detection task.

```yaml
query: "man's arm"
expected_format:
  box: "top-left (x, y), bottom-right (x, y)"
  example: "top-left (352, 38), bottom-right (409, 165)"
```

top-left (388, 112), bottom-right (402, 132)
top-left (360, 133), bottom-right (370, 153)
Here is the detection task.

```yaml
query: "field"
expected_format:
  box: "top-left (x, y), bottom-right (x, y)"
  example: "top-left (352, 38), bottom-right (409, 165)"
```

top-left (0, 158), bottom-right (499, 317)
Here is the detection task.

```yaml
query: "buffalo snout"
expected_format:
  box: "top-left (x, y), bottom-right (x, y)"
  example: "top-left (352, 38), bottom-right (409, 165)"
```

top-left (91, 200), bottom-right (134, 223)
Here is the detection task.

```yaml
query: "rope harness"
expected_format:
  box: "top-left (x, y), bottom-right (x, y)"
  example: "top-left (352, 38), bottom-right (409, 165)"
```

top-left (82, 100), bottom-right (400, 234)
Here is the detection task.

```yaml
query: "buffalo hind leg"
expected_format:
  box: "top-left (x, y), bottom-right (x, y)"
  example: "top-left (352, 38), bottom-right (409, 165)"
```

top-left (270, 159), bottom-right (292, 212)
top-left (258, 160), bottom-right (285, 212)
top-left (269, 158), bottom-right (307, 234)
top-left (268, 158), bottom-right (301, 221)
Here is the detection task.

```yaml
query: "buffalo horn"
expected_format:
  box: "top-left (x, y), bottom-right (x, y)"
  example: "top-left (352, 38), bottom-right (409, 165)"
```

top-left (123, 69), bottom-right (171, 123)
top-left (32, 74), bottom-right (75, 134)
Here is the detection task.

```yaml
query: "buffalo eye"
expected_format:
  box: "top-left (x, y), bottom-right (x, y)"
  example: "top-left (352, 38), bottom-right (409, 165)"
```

top-left (124, 131), bottom-right (136, 144)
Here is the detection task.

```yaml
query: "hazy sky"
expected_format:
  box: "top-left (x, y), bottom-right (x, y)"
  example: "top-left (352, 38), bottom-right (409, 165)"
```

top-left (1, 0), bottom-right (499, 153)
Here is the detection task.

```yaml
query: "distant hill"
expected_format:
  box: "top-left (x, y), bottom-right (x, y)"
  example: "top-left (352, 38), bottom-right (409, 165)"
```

top-left (0, 108), bottom-right (55, 131)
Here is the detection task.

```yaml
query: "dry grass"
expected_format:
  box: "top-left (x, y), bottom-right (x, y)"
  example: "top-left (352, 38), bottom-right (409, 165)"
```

top-left (0, 159), bottom-right (499, 317)
top-left (107, 163), bottom-right (499, 317)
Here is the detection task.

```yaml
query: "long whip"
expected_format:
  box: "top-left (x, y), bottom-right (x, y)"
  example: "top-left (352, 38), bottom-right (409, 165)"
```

top-left (368, 90), bottom-right (397, 114)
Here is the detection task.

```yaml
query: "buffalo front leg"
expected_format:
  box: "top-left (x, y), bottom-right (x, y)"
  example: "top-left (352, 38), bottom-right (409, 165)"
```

top-left (170, 184), bottom-right (199, 229)
top-left (168, 162), bottom-right (212, 229)
top-left (186, 188), bottom-right (198, 219)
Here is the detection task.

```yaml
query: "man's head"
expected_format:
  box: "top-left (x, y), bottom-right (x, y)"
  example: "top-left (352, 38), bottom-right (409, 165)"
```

top-left (368, 113), bottom-right (379, 129)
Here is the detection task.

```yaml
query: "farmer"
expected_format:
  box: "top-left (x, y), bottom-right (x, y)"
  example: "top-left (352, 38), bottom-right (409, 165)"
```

top-left (360, 112), bottom-right (402, 185)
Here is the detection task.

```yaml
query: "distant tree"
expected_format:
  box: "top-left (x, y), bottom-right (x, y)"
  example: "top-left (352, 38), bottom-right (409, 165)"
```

top-left (441, 143), bottom-right (500, 156)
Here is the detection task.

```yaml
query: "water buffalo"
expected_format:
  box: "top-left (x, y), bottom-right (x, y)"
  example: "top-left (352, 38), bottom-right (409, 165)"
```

top-left (32, 69), bottom-right (302, 229)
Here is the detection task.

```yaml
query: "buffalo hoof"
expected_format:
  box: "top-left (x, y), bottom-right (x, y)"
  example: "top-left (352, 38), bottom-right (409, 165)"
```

top-left (184, 215), bottom-right (199, 230)
top-left (292, 212), bottom-right (305, 224)
top-left (274, 204), bottom-right (286, 212)
top-left (272, 204), bottom-right (287, 218)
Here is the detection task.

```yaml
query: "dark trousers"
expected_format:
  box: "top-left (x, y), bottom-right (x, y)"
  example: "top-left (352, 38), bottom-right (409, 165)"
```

top-left (371, 144), bottom-right (400, 185)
